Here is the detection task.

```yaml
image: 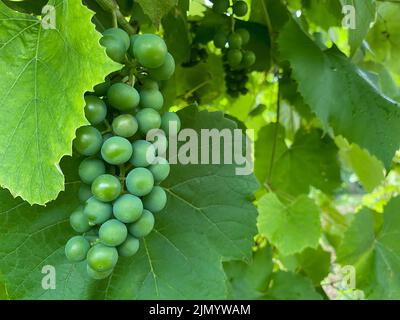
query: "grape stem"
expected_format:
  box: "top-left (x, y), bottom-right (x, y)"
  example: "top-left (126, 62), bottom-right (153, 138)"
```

top-left (95, 0), bottom-right (137, 34)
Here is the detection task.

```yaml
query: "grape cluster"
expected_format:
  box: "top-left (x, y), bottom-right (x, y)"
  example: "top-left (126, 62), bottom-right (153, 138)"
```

top-left (65, 28), bottom-right (181, 280)
top-left (212, 0), bottom-right (255, 97)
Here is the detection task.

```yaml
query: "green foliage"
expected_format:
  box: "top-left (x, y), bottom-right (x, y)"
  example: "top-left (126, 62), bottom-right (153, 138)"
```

top-left (0, 0), bottom-right (118, 205)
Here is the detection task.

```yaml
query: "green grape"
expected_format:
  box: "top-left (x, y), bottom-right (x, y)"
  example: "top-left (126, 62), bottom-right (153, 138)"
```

top-left (129, 34), bottom-right (139, 50)
top-left (242, 50), bottom-right (256, 67)
top-left (233, 0), bottom-right (248, 17)
top-left (141, 79), bottom-right (159, 90)
top-left (78, 158), bottom-right (106, 184)
top-left (87, 244), bottom-right (118, 272)
top-left (101, 136), bottom-right (133, 165)
top-left (107, 83), bottom-right (140, 111)
top-left (128, 209), bottom-right (155, 238)
top-left (73, 126), bottom-right (102, 156)
top-left (100, 34), bottom-right (127, 63)
top-left (93, 80), bottom-right (111, 97)
top-left (87, 264), bottom-right (113, 280)
top-left (99, 219), bottom-right (128, 246)
top-left (103, 28), bottom-right (130, 50)
top-left (112, 114), bottom-right (138, 137)
top-left (78, 183), bottom-right (92, 202)
top-left (84, 95), bottom-right (107, 125)
top-left (113, 194), bottom-right (143, 223)
top-left (139, 89), bottom-right (164, 110)
top-left (84, 196), bottom-right (112, 225)
top-left (117, 235), bottom-right (140, 257)
top-left (236, 28), bottom-right (250, 45)
top-left (130, 140), bottom-right (156, 167)
top-left (126, 167), bottom-right (154, 196)
top-left (213, 32), bottom-right (227, 49)
top-left (227, 49), bottom-right (243, 67)
top-left (91, 174), bottom-right (122, 202)
top-left (148, 52), bottom-right (175, 81)
top-left (135, 108), bottom-right (162, 135)
top-left (213, 0), bottom-right (230, 13)
top-left (161, 112), bottom-right (181, 136)
top-left (148, 157), bottom-right (170, 182)
top-left (228, 32), bottom-right (243, 49)
top-left (142, 186), bottom-right (167, 213)
top-left (132, 34), bottom-right (168, 68)
top-left (70, 206), bottom-right (91, 233)
top-left (65, 236), bottom-right (90, 262)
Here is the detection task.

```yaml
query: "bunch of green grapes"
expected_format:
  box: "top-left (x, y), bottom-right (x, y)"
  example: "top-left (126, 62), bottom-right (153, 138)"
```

top-left (65, 28), bottom-right (182, 280)
top-left (212, 0), bottom-right (255, 97)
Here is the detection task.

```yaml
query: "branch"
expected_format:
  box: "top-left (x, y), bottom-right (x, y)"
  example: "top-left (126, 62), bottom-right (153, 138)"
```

top-left (95, 0), bottom-right (137, 34)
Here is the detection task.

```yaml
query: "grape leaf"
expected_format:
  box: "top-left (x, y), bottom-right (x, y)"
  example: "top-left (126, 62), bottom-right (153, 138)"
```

top-left (263, 271), bottom-right (323, 300)
top-left (341, 0), bottom-right (376, 55)
top-left (0, 0), bottom-right (118, 205)
top-left (0, 107), bottom-right (258, 299)
top-left (278, 17), bottom-right (400, 168)
top-left (336, 136), bottom-right (384, 192)
top-left (302, 0), bottom-right (343, 30)
top-left (255, 124), bottom-right (341, 196)
top-left (224, 247), bottom-right (273, 299)
top-left (257, 193), bottom-right (321, 255)
top-left (135, 0), bottom-right (178, 27)
top-left (337, 198), bottom-right (400, 299)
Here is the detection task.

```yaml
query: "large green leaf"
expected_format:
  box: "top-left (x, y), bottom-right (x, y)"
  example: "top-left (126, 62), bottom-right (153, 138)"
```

top-left (135, 0), bottom-right (178, 27)
top-left (257, 193), bottom-right (321, 255)
top-left (337, 198), bottom-right (400, 299)
top-left (0, 107), bottom-right (258, 299)
top-left (224, 247), bottom-right (273, 299)
top-left (278, 17), bottom-right (400, 168)
top-left (255, 124), bottom-right (341, 197)
top-left (0, 0), bottom-right (118, 205)
top-left (302, 0), bottom-right (343, 30)
top-left (341, 0), bottom-right (376, 55)
top-left (264, 271), bottom-right (323, 300)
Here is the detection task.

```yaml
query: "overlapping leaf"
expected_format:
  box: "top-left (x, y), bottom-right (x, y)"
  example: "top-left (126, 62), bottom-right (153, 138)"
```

top-left (0, 107), bottom-right (258, 299)
top-left (0, 0), bottom-right (118, 205)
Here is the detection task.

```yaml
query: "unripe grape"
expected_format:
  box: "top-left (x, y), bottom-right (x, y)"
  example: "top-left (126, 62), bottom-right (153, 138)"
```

top-left (132, 34), bottom-right (168, 68)
top-left (112, 114), bottom-right (138, 138)
top-left (101, 136), bottom-right (133, 165)
top-left (107, 83), bottom-right (140, 111)
top-left (236, 28), bottom-right (250, 45)
top-left (73, 126), bottom-right (102, 156)
top-left (130, 140), bottom-right (156, 167)
top-left (78, 183), bottom-right (93, 202)
top-left (103, 28), bottom-right (130, 50)
top-left (87, 264), bottom-right (113, 280)
top-left (142, 186), bottom-right (167, 213)
top-left (91, 174), bottom-right (122, 202)
top-left (84, 196), bottom-right (112, 225)
top-left (84, 95), bottom-right (107, 125)
top-left (135, 108), bottom-right (162, 135)
top-left (117, 235), bottom-right (140, 257)
top-left (87, 244), bottom-right (118, 272)
top-left (148, 52), bottom-right (175, 81)
top-left (126, 167), bottom-right (154, 196)
top-left (228, 32), bottom-right (243, 49)
top-left (233, 1), bottom-right (248, 17)
top-left (70, 206), bottom-right (91, 233)
top-left (227, 49), bottom-right (243, 67)
top-left (78, 158), bottom-right (106, 184)
top-left (139, 89), bottom-right (164, 111)
top-left (161, 112), bottom-right (181, 136)
top-left (113, 194), bottom-right (143, 223)
top-left (242, 50), bottom-right (256, 68)
top-left (148, 157), bottom-right (170, 183)
top-left (128, 209), bottom-right (155, 238)
top-left (93, 80), bottom-right (111, 97)
top-left (65, 236), bottom-right (90, 262)
top-left (99, 219), bottom-right (128, 246)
